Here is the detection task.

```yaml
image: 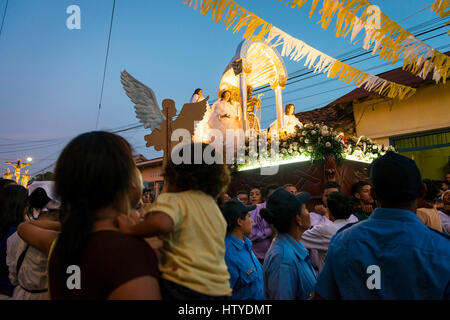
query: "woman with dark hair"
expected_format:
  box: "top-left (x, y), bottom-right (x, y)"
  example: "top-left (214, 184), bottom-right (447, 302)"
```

top-left (17, 131), bottom-right (161, 300)
top-left (189, 88), bottom-right (203, 103)
top-left (261, 188), bottom-right (316, 300)
top-left (0, 179), bottom-right (15, 191)
top-left (0, 184), bottom-right (28, 299)
top-left (118, 142), bottom-right (233, 300)
top-left (191, 88), bottom-right (213, 143)
top-left (7, 182), bottom-right (60, 300)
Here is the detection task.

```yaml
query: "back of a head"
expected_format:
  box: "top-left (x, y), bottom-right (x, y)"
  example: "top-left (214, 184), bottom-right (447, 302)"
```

top-left (323, 181), bottom-right (341, 192)
top-left (260, 188), bottom-right (308, 233)
top-left (265, 184), bottom-right (278, 198)
top-left (165, 142), bottom-right (230, 198)
top-left (0, 184), bottom-right (28, 240)
top-left (327, 192), bottom-right (353, 220)
top-left (422, 179), bottom-right (440, 202)
top-left (0, 178), bottom-right (15, 191)
top-left (369, 151), bottom-right (421, 204)
top-left (28, 187), bottom-right (51, 210)
top-left (53, 131), bottom-right (136, 270)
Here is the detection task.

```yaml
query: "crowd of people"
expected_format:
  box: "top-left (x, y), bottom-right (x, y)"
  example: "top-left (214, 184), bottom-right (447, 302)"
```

top-left (0, 131), bottom-right (449, 300)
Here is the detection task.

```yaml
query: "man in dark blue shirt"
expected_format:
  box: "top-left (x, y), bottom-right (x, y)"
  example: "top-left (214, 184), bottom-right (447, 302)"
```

top-left (222, 198), bottom-right (264, 300)
top-left (315, 151), bottom-right (450, 300)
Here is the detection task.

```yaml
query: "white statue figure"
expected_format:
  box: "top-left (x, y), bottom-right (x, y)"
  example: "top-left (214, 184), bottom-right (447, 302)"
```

top-left (269, 103), bottom-right (302, 134)
top-left (208, 90), bottom-right (241, 137)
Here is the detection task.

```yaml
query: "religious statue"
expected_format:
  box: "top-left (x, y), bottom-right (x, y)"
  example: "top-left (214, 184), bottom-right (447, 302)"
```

top-left (20, 170), bottom-right (31, 187)
top-left (3, 168), bottom-right (12, 180)
top-left (269, 103), bottom-right (302, 135)
top-left (246, 86), bottom-right (261, 133)
top-left (5, 159), bottom-right (31, 183)
top-left (121, 70), bottom-right (208, 169)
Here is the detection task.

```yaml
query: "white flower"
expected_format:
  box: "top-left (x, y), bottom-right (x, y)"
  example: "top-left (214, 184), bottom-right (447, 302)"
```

top-left (321, 130), bottom-right (329, 136)
top-left (299, 137), bottom-right (304, 142)
top-left (302, 131), bottom-right (307, 136)
top-left (373, 145), bottom-right (378, 150)
top-left (315, 124), bottom-right (320, 128)
top-left (307, 146), bottom-right (313, 152)
top-left (299, 147), bottom-right (305, 152)
top-left (305, 139), bottom-right (310, 144)
top-left (292, 142), bottom-right (298, 147)
top-left (325, 142), bottom-right (331, 148)
top-left (288, 148), bottom-right (293, 153)
top-left (282, 142), bottom-right (287, 147)
top-left (281, 148), bottom-right (287, 153)
top-left (311, 130), bottom-right (317, 135)
top-left (322, 125), bottom-right (328, 130)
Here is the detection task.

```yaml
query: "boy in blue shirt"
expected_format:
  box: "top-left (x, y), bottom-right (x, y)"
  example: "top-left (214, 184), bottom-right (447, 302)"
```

top-left (222, 198), bottom-right (264, 300)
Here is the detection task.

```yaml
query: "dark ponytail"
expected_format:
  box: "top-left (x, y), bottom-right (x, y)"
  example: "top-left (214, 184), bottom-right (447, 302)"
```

top-left (55, 200), bottom-right (93, 273)
top-left (52, 131), bottom-right (135, 278)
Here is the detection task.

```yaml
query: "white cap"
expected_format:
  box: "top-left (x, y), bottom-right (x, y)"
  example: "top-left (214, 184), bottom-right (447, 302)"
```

top-left (28, 181), bottom-right (61, 210)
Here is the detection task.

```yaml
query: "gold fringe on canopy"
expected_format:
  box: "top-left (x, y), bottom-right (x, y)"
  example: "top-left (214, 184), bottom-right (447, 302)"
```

top-left (182, 0), bottom-right (416, 100)
top-left (431, 0), bottom-right (449, 18)
top-left (267, 27), bottom-right (416, 100)
top-left (279, 0), bottom-right (450, 84)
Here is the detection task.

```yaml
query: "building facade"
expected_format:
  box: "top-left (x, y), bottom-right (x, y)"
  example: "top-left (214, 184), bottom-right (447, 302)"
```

top-left (297, 54), bottom-right (450, 180)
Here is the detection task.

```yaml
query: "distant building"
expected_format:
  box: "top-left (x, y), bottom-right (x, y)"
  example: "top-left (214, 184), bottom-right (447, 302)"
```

top-left (134, 154), bottom-right (164, 197)
top-left (297, 52), bottom-right (450, 180)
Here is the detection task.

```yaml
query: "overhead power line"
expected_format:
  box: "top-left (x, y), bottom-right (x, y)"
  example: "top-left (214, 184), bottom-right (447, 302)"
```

top-left (95, 0), bottom-right (117, 129)
top-left (0, 0), bottom-right (8, 40)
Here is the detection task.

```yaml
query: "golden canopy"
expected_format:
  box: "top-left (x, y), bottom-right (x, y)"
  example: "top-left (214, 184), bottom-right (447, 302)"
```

top-left (219, 40), bottom-right (288, 92)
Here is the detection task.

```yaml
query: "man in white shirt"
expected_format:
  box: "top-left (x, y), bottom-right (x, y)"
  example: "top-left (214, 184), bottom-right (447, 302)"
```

top-left (301, 192), bottom-right (356, 273)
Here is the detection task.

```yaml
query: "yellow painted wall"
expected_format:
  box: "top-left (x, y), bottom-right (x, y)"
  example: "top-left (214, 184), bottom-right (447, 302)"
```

top-left (353, 82), bottom-right (450, 142)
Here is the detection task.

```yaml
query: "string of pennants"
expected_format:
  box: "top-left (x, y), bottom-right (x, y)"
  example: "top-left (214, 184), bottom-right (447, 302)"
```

top-left (183, 0), bottom-right (417, 100)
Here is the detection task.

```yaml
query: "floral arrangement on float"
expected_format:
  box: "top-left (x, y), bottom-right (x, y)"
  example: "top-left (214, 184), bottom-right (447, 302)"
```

top-left (232, 123), bottom-right (395, 172)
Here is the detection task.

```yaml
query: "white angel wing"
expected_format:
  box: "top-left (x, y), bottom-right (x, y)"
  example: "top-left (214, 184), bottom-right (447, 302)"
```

top-left (120, 70), bottom-right (165, 130)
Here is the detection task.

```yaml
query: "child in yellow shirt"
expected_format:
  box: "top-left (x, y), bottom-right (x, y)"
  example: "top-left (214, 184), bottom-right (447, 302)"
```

top-left (118, 143), bottom-right (232, 299)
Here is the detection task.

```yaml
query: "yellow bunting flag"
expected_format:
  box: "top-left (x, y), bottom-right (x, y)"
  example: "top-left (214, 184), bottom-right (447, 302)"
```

top-left (431, 0), bottom-right (449, 18)
top-left (278, 0), bottom-right (450, 84)
top-left (183, 0), bottom-right (416, 100)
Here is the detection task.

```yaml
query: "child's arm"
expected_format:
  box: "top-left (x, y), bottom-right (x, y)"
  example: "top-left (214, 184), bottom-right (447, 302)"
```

top-left (29, 219), bottom-right (61, 231)
top-left (117, 211), bottom-right (174, 238)
top-left (17, 222), bottom-right (59, 257)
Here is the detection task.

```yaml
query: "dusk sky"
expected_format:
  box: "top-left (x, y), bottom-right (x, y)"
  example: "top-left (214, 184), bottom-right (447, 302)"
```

top-left (0, 0), bottom-right (448, 176)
